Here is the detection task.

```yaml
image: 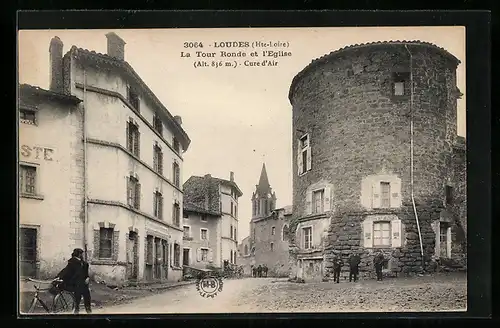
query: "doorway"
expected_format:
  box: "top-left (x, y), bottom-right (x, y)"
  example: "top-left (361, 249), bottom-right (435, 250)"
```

top-left (183, 248), bottom-right (190, 266)
top-left (20, 228), bottom-right (37, 277)
top-left (126, 232), bottom-right (138, 280)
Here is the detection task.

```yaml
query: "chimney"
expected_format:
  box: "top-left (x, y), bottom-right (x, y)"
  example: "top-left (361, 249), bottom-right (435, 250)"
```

top-left (173, 115), bottom-right (183, 126)
top-left (49, 36), bottom-right (64, 93)
top-left (105, 32), bottom-right (126, 61)
top-left (204, 174), bottom-right (211, 178)
top-left (230, 171), bottom-right (234, 182)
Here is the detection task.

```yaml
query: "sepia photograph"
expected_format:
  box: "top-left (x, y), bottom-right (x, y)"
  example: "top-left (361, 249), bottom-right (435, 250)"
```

top-left (18, 25), bottom-right (467, 314)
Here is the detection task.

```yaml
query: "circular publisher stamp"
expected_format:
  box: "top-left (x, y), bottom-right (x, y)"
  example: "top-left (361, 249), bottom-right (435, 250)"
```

top-left (196, 276), bottom-right (223, 298)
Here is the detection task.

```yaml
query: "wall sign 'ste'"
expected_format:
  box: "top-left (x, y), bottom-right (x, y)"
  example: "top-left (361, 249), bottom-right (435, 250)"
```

top-left (20, 145), bottom-right (54, 161)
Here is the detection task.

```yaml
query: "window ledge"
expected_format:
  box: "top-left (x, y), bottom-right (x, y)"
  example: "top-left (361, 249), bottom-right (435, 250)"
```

top-left (183, 237), bottom-right (193, 241)
top-left (91, 259), bottom-right (123, 266)
top-left (20, 193), bottom-right (44, 200)
top-left (171, 266), bottom-right (183, 270)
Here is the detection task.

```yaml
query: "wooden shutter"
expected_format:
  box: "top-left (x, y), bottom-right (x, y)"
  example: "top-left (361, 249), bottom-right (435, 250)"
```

top-left (127, 177), bottom-right (131, 205)
top-left (306, 146), bottom-right (312, 171)
top-left (305, 190), bottom-right (313, 215)
top-left (126, 122), bottom-right (130, 151)
top-left (297, 143), bottom-right (303, 175)
top-left (207, 229), bottom-right (210, 241)
top-left (372, 182), bottom-right (381, 209)
top-left (158, 194), bottom-right (163, 220)
top-left (196, 248), bottom-right (201, 262)
top-left (208, 249), bottom-right (213, 263)
top-left (135, 130), bottom-right (141, 157)
top-left (446, 226), bottom-right (452, 258)
top-left (158, 150), bottom-right (163, 175)
top-left (391, 219), bottom-right (402, 248)
top-left (363, 220), bottom-right (372, 248)
top-left (391, 179), bottom-right (402, 208)
top-left (135, 182), bottom-right (141, 209)
top-left (323, 186), bottom-right (332, 212)
top-left (431, 221), bottom-right (440, 258)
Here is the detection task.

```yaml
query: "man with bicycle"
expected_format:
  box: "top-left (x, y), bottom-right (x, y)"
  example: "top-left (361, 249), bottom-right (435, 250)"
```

top-left (55, 248), bottom-right (92, 314)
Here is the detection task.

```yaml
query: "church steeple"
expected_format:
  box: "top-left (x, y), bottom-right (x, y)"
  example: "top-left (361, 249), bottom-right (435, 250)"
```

top-left (251, 163), bottom-right (277, 220)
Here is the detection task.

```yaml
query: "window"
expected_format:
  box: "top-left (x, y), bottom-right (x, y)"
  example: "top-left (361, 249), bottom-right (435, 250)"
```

top-left (183, 226), bottom-right (190, 239)
top-left (234, 227), bottom-right (237, 240)
top-left (99, 228), bottom-right (113, 259)
top-left (174, 244), bottom-right (180, 267)
top-left (270, 242), bottom-right (274, 252)
top-left (153, 113), bottom-right (163, 136)
top-left (230, 202), bottom-right (233, 216)
top-left (234, 251), bottom-right (237, 264)
top-left (235, 205), bottom-right (238, 217)
top-left (20, 109), bottom-right (36, 124)
top-left (445, 186), bottom-right (453, 205)
top-left (373, 222), bottom-right (391, 247)
top-left (201, 215), bottom-right (207, 222)
top-left (257, 199), bottom-right (260, 215)
top-left (298, 134), bottom-right (312, 175)
top-left (282, 225), bottom-right (289, 242)
top-left (230, 251), bottom-right (233, 263)
top-left (173, 202), bottom-right (181, 227)
top-left (183, 212), bottom-right (189, 218)
top-left (392, 72), bottom-right (410, 96)
top-left (153, 191), bottom-right (163, 220)
top-left (127, 86), bottom-right (140, 111)
top-left (271, 227), bottom-right (276, 236)
top-left (303, 227), bottom-right (312, 249)
top-left (313, 189), bottom-right (325, 214)
top-left (153, 144), bottom-right (163, 175)
top-left (126, 121), bottom-right (140, 157)
top-left (127, 176), bottom-right (141, 209)
top-left (201, 229), bottom-right (208, 240)
top-left (380, 182), bottom-right (391, 208)
top-left (173, 137), bottom-right (180, 153)
top-left (440, 222), bottom-right (450, 258)
top-left (244, 245), bottom-right (248, 255)
top-left (172, 162), bottom-right (180, 187)
top-left (201, 248), bottom-right (209, 262)
top-left (230, 225), bottom-right (233, 239)
top-left (19, 164), bottom-right (37, 195)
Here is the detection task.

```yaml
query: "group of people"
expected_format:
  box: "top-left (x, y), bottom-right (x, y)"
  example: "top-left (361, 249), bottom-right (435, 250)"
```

top-left (251, 264), bottom-right (268, 278)
top-left (331, 250), bottom-right (386, 283)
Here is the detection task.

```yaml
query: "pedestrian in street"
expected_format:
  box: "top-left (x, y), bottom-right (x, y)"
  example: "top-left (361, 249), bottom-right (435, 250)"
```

top-left (262, 264), bottom-right (268, 277)
top-left (348, 251), bottom-right (361, 282)
top-left (251, 265), bottom-right (256, 278)
top-left (257, 265), bottom-right (262, 278)
top-left (373, 251), bottom-right (385, 281)
top-left (332, 254), bottom-right (343, 284)
top-left (55, 248), bottom-right (92, 314)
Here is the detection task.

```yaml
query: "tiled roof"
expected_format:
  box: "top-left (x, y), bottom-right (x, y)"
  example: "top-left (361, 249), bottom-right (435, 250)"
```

top-left (64, 46), bottom-right (191, 151)
top-left (289, 40), bottom-right (461, 101)
top-left (19, 84), bottom-right (82, 104)
top-left (183, 202), bottom-right (220, 216)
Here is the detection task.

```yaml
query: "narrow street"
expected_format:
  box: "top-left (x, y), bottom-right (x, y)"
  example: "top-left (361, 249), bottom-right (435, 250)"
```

top-left (93, 273), bottom-right (466, 314)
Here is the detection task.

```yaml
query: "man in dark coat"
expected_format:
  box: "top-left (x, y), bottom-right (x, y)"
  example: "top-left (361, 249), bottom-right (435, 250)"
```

top-left (56, 248), bottom-right (92, 314)
top-left (257, 265), bottom-right (262, 278)
top-left (262, 264), bottom-right (268, 278)
top-left (348, 252), bottom-right (361, 282)
top-left (332, 254), bottom-right (343, 284)
top-left (373, 251), bottom-right (385, 281)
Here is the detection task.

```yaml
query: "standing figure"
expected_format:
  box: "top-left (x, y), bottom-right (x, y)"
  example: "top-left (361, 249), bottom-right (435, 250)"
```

top-left (251, 265), bottom-right (256, 278)
top-left (257, 264), bottom-right (262, 278)
top-left (348, 251), bottom-right (361, 282)
top-left (373, 251), bottom-right (385, 281)
top-left (332, 254), bottom-right (343, 283)
top-left (56, 248), bottom-right (92, 314)
top-left (262, 264), bottom-right (268, 277)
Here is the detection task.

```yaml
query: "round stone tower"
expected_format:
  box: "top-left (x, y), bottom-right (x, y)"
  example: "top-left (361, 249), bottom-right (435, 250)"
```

top-left (289, 41), bottom-right (464, 277)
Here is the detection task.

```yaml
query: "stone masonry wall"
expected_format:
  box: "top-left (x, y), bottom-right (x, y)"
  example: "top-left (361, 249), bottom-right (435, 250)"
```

top-left (289, 43), bottom-right (464, 276)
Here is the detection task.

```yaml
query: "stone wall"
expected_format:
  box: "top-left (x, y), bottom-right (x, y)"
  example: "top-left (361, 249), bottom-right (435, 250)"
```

top-left (289, 42), bottom-right (465, 278)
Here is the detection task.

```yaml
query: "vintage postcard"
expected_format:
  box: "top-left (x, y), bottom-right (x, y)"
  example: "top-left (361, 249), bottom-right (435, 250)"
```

top-left (18, 26), bottom-right (467, 314)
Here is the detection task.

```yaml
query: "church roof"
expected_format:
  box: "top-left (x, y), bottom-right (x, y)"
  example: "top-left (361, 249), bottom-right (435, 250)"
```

top-left (256, 163), bottom-right (272, 194)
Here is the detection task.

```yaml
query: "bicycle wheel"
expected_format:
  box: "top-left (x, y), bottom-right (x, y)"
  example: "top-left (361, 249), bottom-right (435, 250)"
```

top-left (52, 291), bottom-right (76, 314)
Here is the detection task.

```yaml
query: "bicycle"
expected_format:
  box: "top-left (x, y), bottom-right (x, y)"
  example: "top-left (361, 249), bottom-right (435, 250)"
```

top-left (25, 278), bottom-right (77, 314)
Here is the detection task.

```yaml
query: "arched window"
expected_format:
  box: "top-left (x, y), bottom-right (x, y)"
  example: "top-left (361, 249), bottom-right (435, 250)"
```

top-left (282, 225), bottom-right (289, 242)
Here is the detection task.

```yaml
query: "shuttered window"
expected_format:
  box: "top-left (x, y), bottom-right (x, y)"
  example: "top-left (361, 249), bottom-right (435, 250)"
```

top-left (297, 134), bottom-right (312, 175)
top-left (173, 162), bottom-right (180, 187)
top-left (126, 121), bottom-right (140, 157)
top-left (127, 176), bottom-right (141, 209)
top-left (303, 227), bottom-right (312, 249)
top-left (99, 228), bottom-right (113, 259)
top-left (173, 243), bottom-right (180, 267)
top-left (313, 189), bottom-right (324, 214)
top-left (153, 191), bottom-right (163, 220)
top-left (201, 248), bottom-right (209, 262)
top-left (153, 144), bottom-right (163, 175)
top-left (20, 165), bottom-right (37, 194)
top-left (173, 202), bottom-right (180, 227)
top-left (153, 113), bottom-right (163, 136)
top-left (373, 222), bottom-right (391, 247)
top-left (380, 182), bottom-right (391, 208)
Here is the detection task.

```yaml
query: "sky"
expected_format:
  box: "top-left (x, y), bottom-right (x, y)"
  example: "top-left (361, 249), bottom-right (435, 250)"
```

top-left (18, 27), bottom-right (466, 242)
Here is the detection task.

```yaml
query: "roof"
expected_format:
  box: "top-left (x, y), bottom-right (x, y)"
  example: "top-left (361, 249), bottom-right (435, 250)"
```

top-left (19, 84), bottom-right (82, 105)
top-left (257, 163), bottom-right (271, 193)
top-left (183, 202), bottom-right (221, 216)
top-left (64, 46), bottom-right (191, 151)
top-left (289, 40), bottom-right (461, 101)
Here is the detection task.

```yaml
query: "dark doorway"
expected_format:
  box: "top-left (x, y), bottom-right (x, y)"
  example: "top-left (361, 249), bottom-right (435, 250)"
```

top-left (20, 228), bottom-right (37, 277)
top-left (183, 248), bottom-right (190, 266)
top-left (126, 231), bottom-right (138, 280)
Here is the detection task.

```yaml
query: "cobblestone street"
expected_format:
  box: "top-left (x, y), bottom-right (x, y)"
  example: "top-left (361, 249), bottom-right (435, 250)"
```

top-left (93, 273), bottom-right (466, 314)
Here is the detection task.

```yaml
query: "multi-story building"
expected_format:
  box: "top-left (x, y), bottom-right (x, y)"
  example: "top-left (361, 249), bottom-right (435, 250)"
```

top-left (288, 41), bottom-right (466, 282)
top-left (183, 172), bottom-right (242, 268)
top-left (19, 32), bottom-right (191, 285)
top-left (237, 164), bottom-right (292, 277)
